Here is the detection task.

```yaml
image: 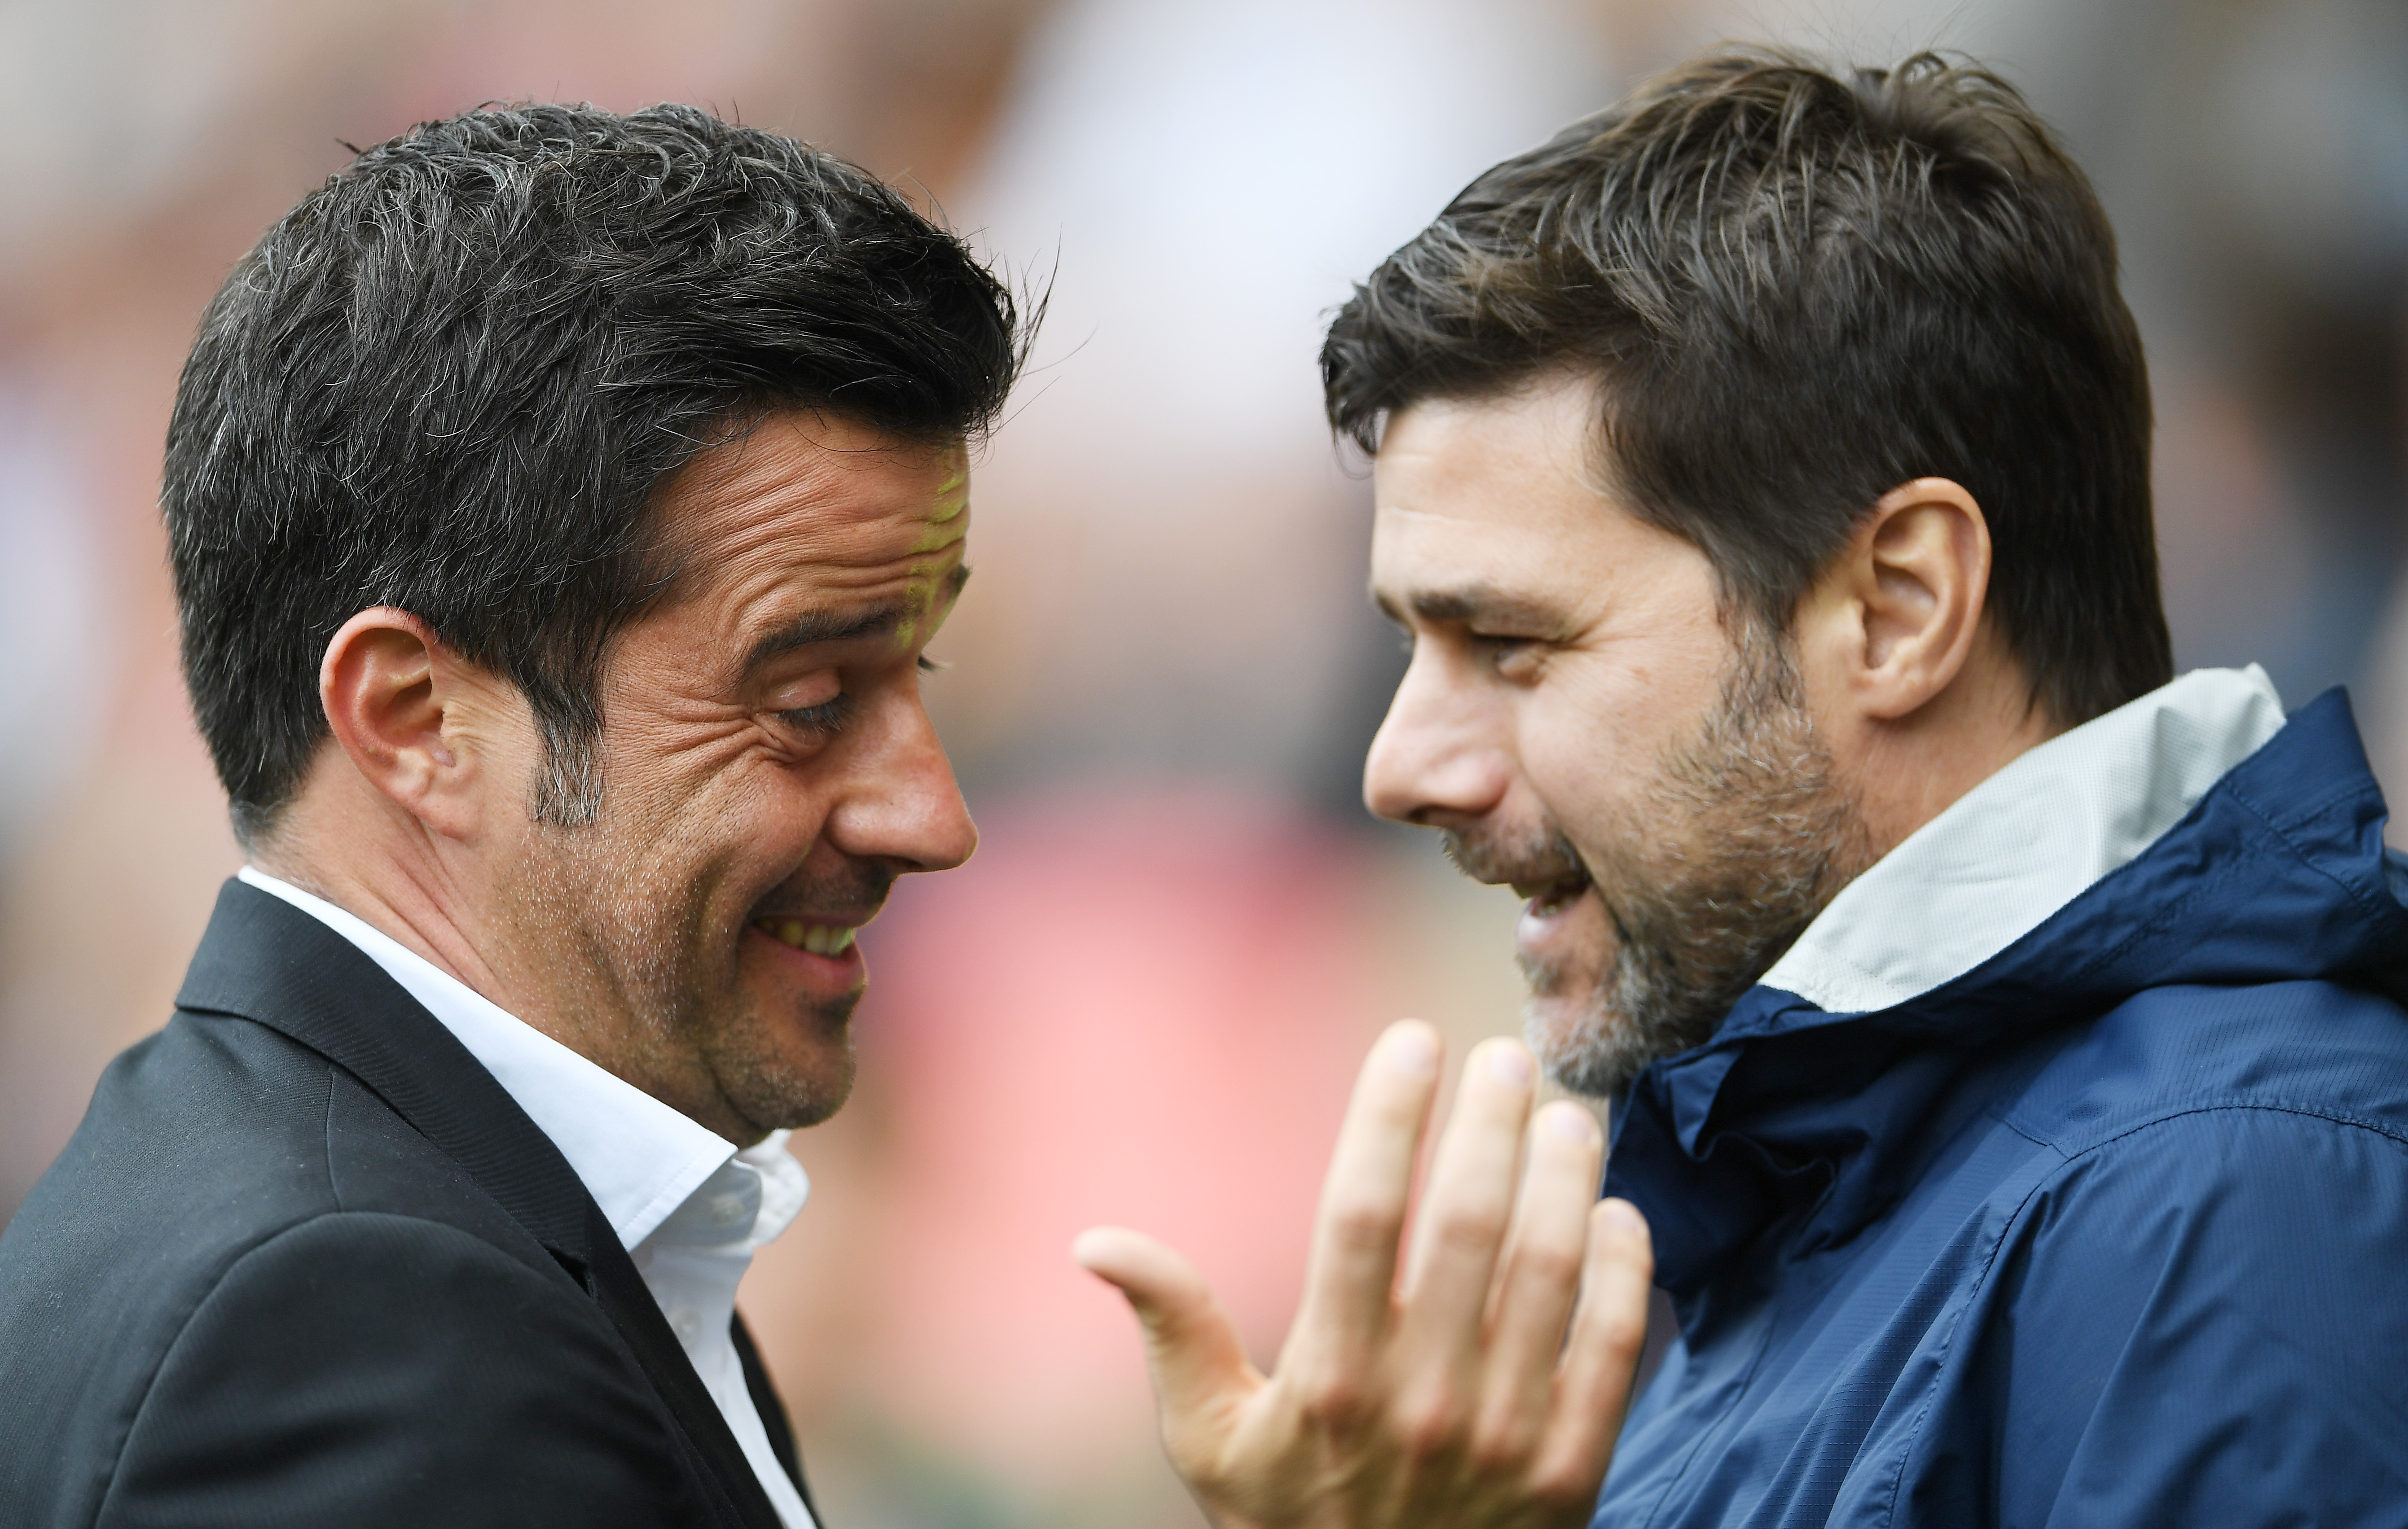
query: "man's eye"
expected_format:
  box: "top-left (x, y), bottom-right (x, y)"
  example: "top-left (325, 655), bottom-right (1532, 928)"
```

top-left (1475, 635), bottom-right (1544, 675)
top-left (779, 693), bottom-right (857, 739)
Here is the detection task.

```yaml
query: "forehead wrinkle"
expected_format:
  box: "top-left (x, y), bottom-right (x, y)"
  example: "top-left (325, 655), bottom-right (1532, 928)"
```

top-left (926, 445), bottom-right (971, 525)
top-left (909, 492), bottom-right (972, 557)
top-left (707, 491), bottom-right (940, 571)
top-left (715, 472), bottom-right (964, 613)
top-left (732, 554), bottom-right (970, 677)
top-left (685, 446), bottom-right (958, 563)
top-left (705, 479), bottom-right (967, 605)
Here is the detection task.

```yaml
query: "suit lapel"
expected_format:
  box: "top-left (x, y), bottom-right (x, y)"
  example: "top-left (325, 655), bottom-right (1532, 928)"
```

top-left (582, 1196), bottom-right (815, 1526)
top-left (734, 1310), bottom-right (817, 1519)
top-left (176, 879), bottom-right (789, 1529)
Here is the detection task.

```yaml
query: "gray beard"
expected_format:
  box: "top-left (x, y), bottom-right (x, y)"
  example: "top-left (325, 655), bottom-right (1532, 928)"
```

top-left (1467, 629), bottom-right (1872, 1100)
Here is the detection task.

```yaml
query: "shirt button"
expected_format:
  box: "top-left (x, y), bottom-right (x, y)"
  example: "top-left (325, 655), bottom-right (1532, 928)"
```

top-left (709, 1193), bottom-right (747, 1227)
top-left (671, 1309), bottom-right (702, 1345)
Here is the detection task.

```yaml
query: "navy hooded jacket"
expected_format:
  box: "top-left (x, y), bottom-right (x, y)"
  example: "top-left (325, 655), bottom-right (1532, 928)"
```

top-left (1594, 672), bottom-right (2408, 1527)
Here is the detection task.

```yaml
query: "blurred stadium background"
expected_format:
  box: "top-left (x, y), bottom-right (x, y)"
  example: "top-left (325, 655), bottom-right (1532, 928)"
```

top-left (0, 1), bottom-right (2400, 1524)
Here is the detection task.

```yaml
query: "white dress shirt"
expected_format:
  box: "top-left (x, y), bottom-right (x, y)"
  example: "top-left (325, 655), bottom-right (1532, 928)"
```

top-left (238, 867), bottom-right (816, 1529)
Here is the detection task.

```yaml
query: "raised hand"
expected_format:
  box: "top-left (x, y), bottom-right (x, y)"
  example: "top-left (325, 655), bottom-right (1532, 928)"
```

top-left (1074, 1020), bottom-right (1655, 1529)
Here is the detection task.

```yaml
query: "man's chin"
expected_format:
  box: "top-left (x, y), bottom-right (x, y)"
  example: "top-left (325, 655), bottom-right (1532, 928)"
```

top-left (1520, 984), bottom-right (1604, 1092)
top-left (704, 970), bottom-right (864, 1134)
top-left (1522, 966), bottom-right (1678, 1100)
top-left (715, 1027), bottom-right (857, 1135)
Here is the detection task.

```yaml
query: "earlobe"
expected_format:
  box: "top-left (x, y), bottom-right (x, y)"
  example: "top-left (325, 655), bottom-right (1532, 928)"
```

top-left (318, 608), bottom-right (482, 841)
top-left (1839, 478), bottom-right (1991, 723)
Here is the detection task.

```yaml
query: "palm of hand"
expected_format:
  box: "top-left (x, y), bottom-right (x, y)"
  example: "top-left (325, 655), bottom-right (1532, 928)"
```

top-left (1077, 1024), bottom-right (1655, 1529)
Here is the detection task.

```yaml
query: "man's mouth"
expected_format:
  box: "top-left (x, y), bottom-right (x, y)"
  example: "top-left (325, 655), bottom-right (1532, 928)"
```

top-left (1512, 863), bottom-right (1602, 988)
top-left (1511, 869), bottom-right (1593, 917)
top-left (752, 918), bottom-right (859, 957)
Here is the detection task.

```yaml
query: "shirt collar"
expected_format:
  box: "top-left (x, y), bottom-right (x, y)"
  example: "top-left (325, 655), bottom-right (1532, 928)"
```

top-left (1757, 665), bottom-right (2289, 1016)
top-left (236, 866), bottom-right (742, 1249)
top-left (646, 1133), bottom-right (812, 1253)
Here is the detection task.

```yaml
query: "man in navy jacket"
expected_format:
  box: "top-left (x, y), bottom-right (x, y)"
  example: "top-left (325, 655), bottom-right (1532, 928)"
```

top-left (1087, 45), bottom-right (2408, 1529)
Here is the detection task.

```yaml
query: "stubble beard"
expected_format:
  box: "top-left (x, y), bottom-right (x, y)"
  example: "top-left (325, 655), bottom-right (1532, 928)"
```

top-left (1459, 629), bottom-right (1872, 1100)
top-left (512, 801), bottom-right (879, 1136)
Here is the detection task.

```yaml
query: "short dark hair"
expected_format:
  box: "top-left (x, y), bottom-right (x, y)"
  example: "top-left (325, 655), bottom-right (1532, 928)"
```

top-left (1323, 48), bottom-right (2170, 727)
top-left (166, 103), bottom-right (1027, 845)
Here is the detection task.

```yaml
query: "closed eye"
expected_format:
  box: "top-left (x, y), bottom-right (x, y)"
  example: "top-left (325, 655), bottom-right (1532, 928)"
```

top-left (779, 693), bottom-right (858, 739)
top-left (1471, 632), bottom-right (1541, 655)
top-left (1472, 632), bottom-right (1547, 679)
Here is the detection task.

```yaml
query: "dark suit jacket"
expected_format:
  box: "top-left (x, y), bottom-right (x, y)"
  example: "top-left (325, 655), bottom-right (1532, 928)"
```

top-left (0, 879), bottom-right (817, 1527)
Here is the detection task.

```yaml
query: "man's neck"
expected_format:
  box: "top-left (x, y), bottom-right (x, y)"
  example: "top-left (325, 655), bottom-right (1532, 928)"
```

top-left (248, 782), bottom-right (509, 1006)
top-left (1837, 660), bottom-right (2064, 864)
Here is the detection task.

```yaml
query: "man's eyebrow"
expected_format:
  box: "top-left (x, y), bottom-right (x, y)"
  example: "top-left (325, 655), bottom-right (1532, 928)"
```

top-left (747, 606), bottom-right (903, 670)
top-left (1379, 583), bottom-right (1563, 630)
top-left (741, 565), bottom-right (972, 671)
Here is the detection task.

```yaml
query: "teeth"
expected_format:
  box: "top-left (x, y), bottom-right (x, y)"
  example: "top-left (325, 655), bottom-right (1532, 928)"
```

top-left (757, 919), bottom-right (855, 956)
top-left (804, 925), bottom-right (856, 957)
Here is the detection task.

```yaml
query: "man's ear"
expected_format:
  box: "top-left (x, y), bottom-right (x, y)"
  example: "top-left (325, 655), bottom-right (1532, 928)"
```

top-left (1797, 478), bottom-right (1993, 723)
top-left (318, 607), bottom-right (497, 843)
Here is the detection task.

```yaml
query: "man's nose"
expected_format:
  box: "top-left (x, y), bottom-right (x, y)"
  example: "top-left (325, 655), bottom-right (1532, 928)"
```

top-left (828, 692), bottom-right (978, 873)
top-left (1362, 651), bottom-right (1512, 827)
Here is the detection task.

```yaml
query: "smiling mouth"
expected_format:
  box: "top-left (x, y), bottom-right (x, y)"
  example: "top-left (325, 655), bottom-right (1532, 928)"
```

top-left (753, 919), bottom-right (858, 957)
top-left (1511, 869), bottom-right (1592, 916)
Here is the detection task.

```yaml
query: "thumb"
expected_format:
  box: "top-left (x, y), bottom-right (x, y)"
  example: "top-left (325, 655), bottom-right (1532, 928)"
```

top-left (1075, 1225), bottom-right (1260, 1423)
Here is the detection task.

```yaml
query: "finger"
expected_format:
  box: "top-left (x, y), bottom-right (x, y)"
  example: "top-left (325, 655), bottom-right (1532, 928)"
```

top-left (1075, 1226), bottom-right (1260, 1426)
top-left (1397, 1038), bottom-right (1538, 1337)
top-left (1531, 1198), bottom-right (1655, 1498)
top-left (1279, 1021), bottom-right (1443, 1387)
top-left (1475, 1102), bottom-right (1605, 1448)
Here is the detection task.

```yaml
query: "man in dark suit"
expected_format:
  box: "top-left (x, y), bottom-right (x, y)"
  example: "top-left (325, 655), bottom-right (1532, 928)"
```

top-left (0, 102), bottom-right (1651, 1528)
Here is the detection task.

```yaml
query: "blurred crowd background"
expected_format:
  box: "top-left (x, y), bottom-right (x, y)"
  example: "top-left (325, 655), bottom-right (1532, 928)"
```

top-left (0, 1), bottom-right (2401, 1525)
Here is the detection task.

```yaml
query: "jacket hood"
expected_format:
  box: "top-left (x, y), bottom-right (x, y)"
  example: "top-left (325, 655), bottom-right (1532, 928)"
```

top-left (1604, 674), bottom-right (2408, 1295)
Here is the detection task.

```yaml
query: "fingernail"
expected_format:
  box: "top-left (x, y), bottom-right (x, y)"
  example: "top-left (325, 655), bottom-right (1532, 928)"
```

top-left (1485, 1042), bottom-right (1535, 1087)
top-left (1541, 1102), bottom-right (1599, 1144)
top-left (1602, 1198), bottom-right (1648, 1238)
top-left (1383, 1023), bottom-right (1439, 1076)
